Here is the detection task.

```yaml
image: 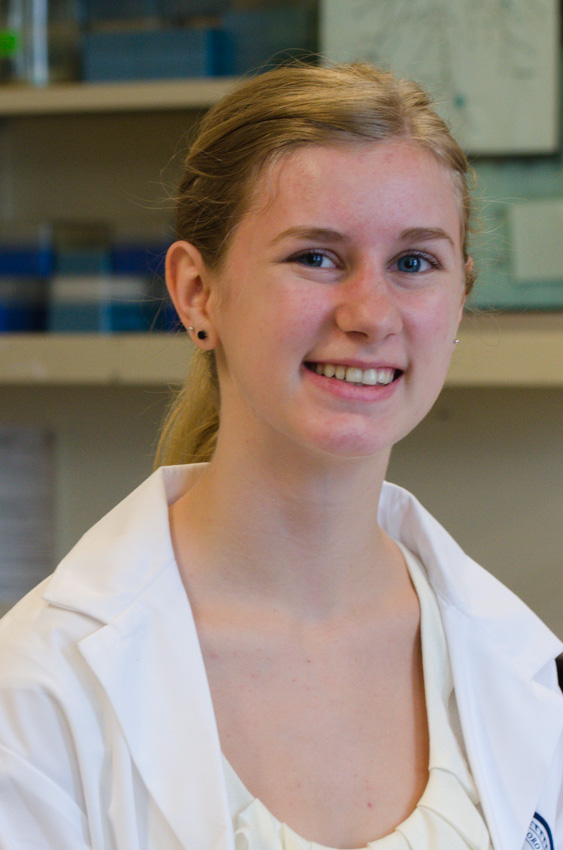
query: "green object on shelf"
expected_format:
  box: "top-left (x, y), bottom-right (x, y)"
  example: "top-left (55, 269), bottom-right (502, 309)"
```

top-left (0, 29), bottom-right (20, 58)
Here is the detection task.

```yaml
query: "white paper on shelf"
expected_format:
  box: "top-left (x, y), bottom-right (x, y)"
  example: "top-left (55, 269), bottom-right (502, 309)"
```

top-left (0, 426), bottom-right (55, 611)
top-left (508, 199), bottom-right (563, 283)
top-left (319, 0), bottom-right (559, 155)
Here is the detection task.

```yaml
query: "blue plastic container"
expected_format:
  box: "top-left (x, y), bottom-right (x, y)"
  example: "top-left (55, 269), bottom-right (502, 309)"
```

top-left (0, 225), bottom-right (53, 278)
top-left (53, 220), bottom-right (112, 275)
top-left (48, 275), bottom-right (154, 333)
top-left (112, 242), bottom-right (167, 277)
top-left (82, 26), bottom-right (231, 81)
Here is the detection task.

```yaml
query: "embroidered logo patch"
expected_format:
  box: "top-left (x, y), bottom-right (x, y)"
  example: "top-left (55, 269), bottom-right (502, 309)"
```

top-left (525, 813), bottom-right (554, 850)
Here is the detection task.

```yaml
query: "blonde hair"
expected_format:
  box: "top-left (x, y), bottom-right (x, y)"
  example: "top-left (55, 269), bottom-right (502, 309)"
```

top-left (155, 61), bottom-right (476, 468)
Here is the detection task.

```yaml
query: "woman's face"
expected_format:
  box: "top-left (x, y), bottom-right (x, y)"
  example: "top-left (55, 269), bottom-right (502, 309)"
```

top-left (204, 139), bottom-right (468, 463)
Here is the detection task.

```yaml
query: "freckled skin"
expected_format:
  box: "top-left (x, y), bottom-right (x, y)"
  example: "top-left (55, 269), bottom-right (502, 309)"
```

top-left (207, 140), bottom-right (466, 467)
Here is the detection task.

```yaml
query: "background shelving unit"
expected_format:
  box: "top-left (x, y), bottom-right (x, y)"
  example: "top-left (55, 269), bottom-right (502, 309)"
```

top-left (1, 76), bottom-right (562, 637)
top-left (1, 313), bottom-right (562, 387)
top-left (0, 78), bottom-right (239, 116)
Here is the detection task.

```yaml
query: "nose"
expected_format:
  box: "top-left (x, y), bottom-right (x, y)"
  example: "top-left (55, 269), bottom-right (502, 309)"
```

top-left (334, 265), bottom-right (403, 341)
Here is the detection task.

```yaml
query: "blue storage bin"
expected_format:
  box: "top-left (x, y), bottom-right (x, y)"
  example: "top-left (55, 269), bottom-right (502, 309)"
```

top-left (48, 275), bottom-right (155, 333)
top-left (56, 246), bottom-right (112, 275)
top-left (0, 225), bottom-right (53, 278)
top-left (54, 220), bottom-right (112, 275)
top-left (112, 242), bottom-right (168, 277)
top-left (82, 26), bottom-right (231, 81)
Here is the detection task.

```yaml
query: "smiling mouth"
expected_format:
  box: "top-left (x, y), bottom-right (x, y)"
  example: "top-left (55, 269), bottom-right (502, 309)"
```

top-left (304, 363), bottom-right (402, 386)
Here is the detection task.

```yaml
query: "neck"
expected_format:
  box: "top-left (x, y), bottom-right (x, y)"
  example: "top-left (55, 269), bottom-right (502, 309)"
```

top-left (170, 431), bottom-right (405, 621)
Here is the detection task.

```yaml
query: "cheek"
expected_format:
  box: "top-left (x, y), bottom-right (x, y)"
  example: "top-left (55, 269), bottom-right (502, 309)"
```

top-left (253, 283), bottom-right (329, 353)
top-left (405, 291), bottom-right (463, 355)
top-left (288, 292), bottom-right (328, 337)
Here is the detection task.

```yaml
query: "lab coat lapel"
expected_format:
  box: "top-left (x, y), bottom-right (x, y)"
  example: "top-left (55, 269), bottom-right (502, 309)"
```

top-left (78, 563), bottom-right (235, 850)
top-left (378, 481), bottom-right (563, 850)
top-left (43, 466), bottom-right (234, 849)
top-left (440, 601), bottom-right (563, 850)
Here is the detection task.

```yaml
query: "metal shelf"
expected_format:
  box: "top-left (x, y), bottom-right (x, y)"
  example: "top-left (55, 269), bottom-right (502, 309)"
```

top-left (0, 333), bottom-right (191, 385)
top-left (1, 314), bottom-right (562, 386)
top-left (0, 77), bottom-right (239, 116)
top-left (447, 312), bottom-right (563, 387)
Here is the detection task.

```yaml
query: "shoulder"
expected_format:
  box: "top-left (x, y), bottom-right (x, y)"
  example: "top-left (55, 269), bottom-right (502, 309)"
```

top-left (0, 572), bottom-right (108, 739)
top-left (0, 464), bottom-right (206, 718)
top-left (0, 579), bottom-right (99, 696)
top-left (0, 466), bottom-right (204, 820)
top-left (0, 466), bottom-right (188, 725)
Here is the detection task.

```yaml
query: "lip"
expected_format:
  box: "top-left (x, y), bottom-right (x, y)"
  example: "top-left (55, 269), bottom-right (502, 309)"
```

top-left (302, 362), bottom-right (404, 401)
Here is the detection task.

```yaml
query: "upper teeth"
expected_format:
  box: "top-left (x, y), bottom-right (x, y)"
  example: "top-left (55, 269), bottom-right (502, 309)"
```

top-left (314, 363), bottom-right (395, 385)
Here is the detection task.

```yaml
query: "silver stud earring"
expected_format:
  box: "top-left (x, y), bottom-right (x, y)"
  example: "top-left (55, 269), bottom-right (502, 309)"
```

top-left (454, 339), bottom-right (460, 346)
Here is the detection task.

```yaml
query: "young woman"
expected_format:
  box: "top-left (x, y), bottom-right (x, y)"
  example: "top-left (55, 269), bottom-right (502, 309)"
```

top-left (0, 62), bottom-right (561, 850)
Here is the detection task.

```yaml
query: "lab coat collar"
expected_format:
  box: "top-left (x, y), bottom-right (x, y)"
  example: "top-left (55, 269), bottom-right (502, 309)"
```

top-left (44, 464), bottom-right (235, 850)
top-left (43, 467), bottom-right (563, 850)
top-left (379, 482), bottom-right (563, 850)
top-left (43, 464), bottom-right (202, 624)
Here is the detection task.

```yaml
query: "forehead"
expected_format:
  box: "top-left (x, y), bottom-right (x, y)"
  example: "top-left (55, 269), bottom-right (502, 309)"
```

top-left (242, 140), bottom-right (462, 243)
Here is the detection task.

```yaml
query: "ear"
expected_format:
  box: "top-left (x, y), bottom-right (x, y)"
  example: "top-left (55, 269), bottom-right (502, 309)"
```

top-left (165, 240), bottom-right (217, 347)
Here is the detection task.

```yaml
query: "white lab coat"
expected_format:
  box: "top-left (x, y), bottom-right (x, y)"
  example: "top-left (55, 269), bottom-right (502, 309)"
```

top-left (0, 464), bottom-right (562, 850)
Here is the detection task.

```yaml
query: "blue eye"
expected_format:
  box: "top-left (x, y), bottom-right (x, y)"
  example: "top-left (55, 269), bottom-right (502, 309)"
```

top-left (294, 251), bottom-right (335, 269)
top-left (396, 253), bottom-right (433, 273)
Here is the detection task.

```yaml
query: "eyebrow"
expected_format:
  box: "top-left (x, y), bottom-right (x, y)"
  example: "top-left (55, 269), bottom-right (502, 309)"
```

top-left (269, 227), bottom-right (349, 247)
top-left (269, 225), bottom-right (456, 249)
top-left (399, 227), bottom-right (455, 247)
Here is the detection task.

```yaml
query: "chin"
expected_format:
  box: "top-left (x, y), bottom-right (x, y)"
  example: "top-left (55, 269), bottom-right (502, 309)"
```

top-left (298, 426), bottom-right (397, 463)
